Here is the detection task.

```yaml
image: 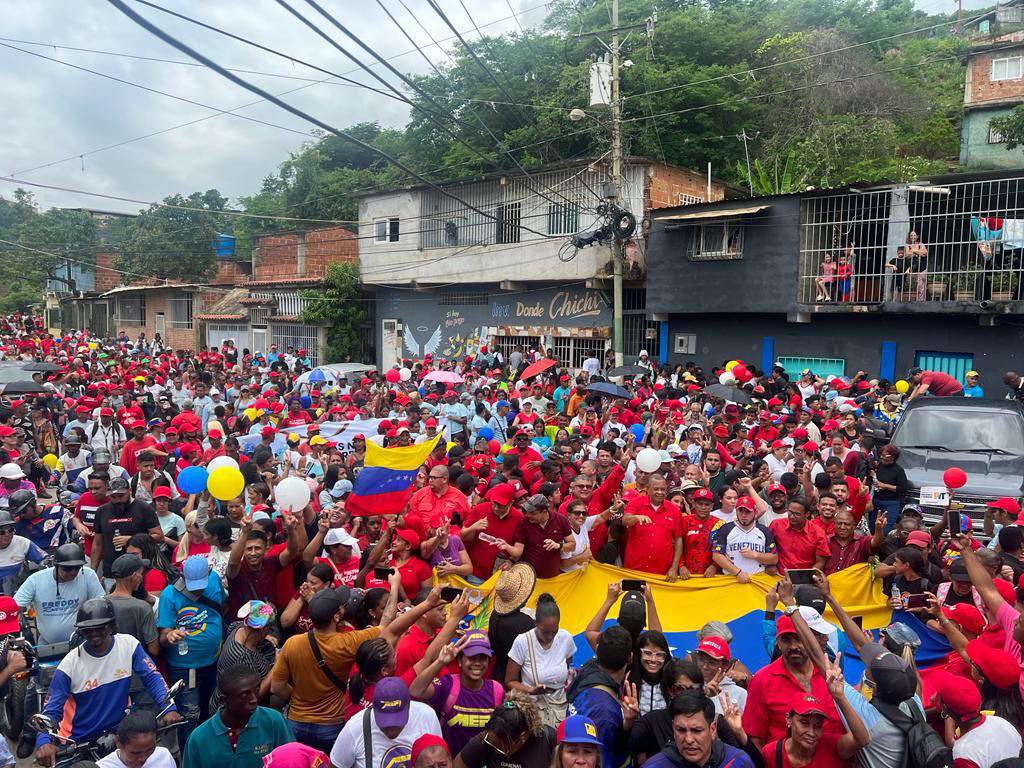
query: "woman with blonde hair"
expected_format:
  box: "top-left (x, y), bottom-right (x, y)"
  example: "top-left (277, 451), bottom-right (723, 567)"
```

top-left (454, 690), bottom-right (555, 768)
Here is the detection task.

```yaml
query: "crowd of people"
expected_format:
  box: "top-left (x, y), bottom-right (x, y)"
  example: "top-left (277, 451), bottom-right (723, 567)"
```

top-left (0, 315), bottom-right (1021, 768)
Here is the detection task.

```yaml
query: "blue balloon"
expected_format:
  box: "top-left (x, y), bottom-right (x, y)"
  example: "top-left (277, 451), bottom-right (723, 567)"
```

top-left (177, 466), bottom-right (209, 495)
top-left (630, 423), bottom-right (645, 443)
top-left (478, 427), bottom-right (494, 441)
top-left (300, 395), bottom-right (312, 408)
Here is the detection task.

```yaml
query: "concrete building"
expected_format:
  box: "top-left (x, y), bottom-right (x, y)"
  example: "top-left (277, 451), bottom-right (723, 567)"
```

top-left (961, 28), bottom-right (1024, 168)
top-left (646, 168), bottom-right (1024, 382)
top-left (357, 157), bottom-right (727, 370)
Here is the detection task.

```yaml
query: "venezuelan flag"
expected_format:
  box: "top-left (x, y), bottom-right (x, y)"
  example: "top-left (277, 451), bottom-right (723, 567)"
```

top-left (346, 434), bottom-right (442, 516)
top-left (446, 562), bottom-right (892, 681)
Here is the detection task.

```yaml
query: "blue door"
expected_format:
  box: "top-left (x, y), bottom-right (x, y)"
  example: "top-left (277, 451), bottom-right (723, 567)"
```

top-left (914, 351), bottom-right (974, 384)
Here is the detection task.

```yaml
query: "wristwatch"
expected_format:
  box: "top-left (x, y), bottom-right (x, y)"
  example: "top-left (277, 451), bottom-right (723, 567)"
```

top-left (784, 604), bottom-right (800, 616)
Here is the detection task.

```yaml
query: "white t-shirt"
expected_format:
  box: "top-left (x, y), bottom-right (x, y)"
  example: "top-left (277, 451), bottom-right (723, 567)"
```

top-left (712, 508), bottom-right (736, 524)
top-left (952, 715), bottom-right (1022, 768)
top-left (712, 522), bottom-right (775, 574)
top-left (330, 702), bottom-right (441, 768)
top-left (764, 454), bottom-right (789, 482)
top-left (508, 628), bottom-right (577, 689)
top-left (98, 746), bottom-right (175, 768)
top-left (561, 516), bottom-right (602, 572)
top-left (759, 508), bottom-right (788, 526)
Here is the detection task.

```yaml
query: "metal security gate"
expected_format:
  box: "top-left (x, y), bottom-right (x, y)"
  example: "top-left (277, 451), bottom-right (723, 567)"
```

top-left (777, 356), bottom-right (846, 379)
top-left (271, 323), bottom-right (321, 366)
top-left (208, 323), bottom-right (249, 352)
top-left (914, 351), bottom-right (974, 382)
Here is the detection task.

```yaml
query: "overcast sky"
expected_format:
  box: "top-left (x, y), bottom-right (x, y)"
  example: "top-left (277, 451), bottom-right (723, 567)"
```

top-left (0, 0), bottom-right (981, 214)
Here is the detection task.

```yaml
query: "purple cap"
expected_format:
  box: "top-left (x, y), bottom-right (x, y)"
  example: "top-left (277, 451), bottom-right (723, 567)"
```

top-left (373, 677), bottom-right (410, 729)
top-left (459, 629), bottom-right (493, 657)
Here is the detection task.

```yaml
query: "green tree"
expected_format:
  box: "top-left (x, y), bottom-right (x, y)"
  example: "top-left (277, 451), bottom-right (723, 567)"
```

top-left (117, 190), bottom-right (228, 282)
top-left (988, 106), bottom-right (1024, 151)
top-left (299, 262), bottom-right (366, 363)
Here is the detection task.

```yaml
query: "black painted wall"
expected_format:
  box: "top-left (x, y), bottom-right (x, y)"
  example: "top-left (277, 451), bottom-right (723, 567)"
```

top-left (646, 195), bottom-right (803, 315)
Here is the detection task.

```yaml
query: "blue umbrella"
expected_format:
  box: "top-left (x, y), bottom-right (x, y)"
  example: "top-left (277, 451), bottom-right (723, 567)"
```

top-left (308, 369), bottom-right (328, 383)
top-left (587, 382), bottom-right (631, 399)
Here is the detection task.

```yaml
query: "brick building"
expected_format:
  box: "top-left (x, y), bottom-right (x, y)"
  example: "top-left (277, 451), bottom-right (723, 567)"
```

top-left (961, 27), bottom-right (1024, 168)
top-left (196, 226), bottom-right (362, 365)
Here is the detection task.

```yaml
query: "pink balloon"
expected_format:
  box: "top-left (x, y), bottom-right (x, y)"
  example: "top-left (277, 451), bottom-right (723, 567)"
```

top-left (385, 368), bottom-right (401, 383)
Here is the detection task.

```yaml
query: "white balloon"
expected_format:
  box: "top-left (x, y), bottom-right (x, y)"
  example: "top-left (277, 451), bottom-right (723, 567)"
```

top-left (206, 455), bottom-right (239, 473)
top-left (399, 367), bottom-right (412, 382)
top-left (276, 476), bottom-right (312, 513)
top-left (636, 447), bottom-right (662, 473)
top-left (719, 371), bottom-right (736, 386)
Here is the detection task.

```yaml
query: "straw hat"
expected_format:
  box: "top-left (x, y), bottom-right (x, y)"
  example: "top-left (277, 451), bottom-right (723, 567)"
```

top-left (493, 562), bottom-right (537, 615)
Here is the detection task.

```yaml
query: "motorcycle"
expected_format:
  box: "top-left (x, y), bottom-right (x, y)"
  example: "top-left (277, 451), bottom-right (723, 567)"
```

top-left (29, 679), bottom-right (185, 768)
top-left (4, 638), bottom-right (70, 748)
top-left (0, 633), bottom-right (35, 740)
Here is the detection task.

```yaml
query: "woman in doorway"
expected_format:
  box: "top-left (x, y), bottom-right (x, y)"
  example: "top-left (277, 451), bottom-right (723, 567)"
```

top-left (906, 230), bottom-right (929, 301)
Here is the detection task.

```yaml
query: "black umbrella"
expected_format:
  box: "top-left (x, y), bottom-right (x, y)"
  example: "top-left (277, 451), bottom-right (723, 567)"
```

top-left (1, 381), bottom-right (47, 395)
top-left (588, 381), bottom-right (631, 399)
top-left (608, 365), bottom-right (648, 378)
top-left (21, 362), bottom-right (61, 373)
top-left (703, 383), bottom-right (751, 403)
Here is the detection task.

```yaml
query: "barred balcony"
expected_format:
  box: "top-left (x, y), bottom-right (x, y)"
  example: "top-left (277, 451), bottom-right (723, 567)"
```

top-left (797, 174), bottom-right (1024, 308)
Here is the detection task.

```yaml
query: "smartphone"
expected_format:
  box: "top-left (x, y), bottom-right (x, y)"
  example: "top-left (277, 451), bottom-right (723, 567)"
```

top-left (852, 615), bottom-right (864, 630)
top-left (621, 579), bottom-right (647, 592)
top-left (440, 587), bottom-right (463, 603)
top-left (947, 508), bottom-right (962, 536)
top-left (905, 594), bottom-right (928, 610)
top-left (373, 566), bottom-right (395, 581)
top-left (787, 569), bottom-right (816, 586)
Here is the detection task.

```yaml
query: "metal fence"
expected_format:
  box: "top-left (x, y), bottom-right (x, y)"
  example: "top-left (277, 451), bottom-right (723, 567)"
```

top-left (798, 175), bottom-right (1024, 305)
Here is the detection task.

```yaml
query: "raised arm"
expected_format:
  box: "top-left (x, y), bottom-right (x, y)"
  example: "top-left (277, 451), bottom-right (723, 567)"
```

top-left (278, 511), bottom-right (309, 566)
top-left (585, 581), bottom-right (623, 651)
top-left (226, 513), bottom-right (252, 579)
top-left (957, 534), bottom-right (1006, 614)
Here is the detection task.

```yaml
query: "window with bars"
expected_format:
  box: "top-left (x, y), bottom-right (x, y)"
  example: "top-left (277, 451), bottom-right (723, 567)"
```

top-left (169, 293), bottom-right (193, 329)
top-left (493, 335), bottom-right (540, 362)
top-left (495, 202), bottom-right (521, 244)
top-left (552, 337), bottom-right (608, 370)
top-left (678, 193), bottom-right (704, 205)
top-left (271, 322), bottom-right (320, 366)
top-left (547, 203), bottom-right (580, 235)
top-left (624, 315), bottom-right (660, 358)
top-left (989, 123), bottom-right (1006, 144)
top-left (685, 223), bottom-right (744, 261)
top-left (439, 292), bottom-right (489, 307)
top-left (115, 296), bottom-right (145, 325)
top-left (249, 306), bottom-right (270, 326)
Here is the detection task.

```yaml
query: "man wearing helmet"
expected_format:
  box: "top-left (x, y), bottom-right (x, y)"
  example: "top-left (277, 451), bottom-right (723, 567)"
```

top-left (7, 488), bottom-right (73, 552)
top-left (73, 448), bottom-right (128, 494)
top-left (13, 543), bottom-right (102, 645)
top-left (0, 463), bottom-right (34, 507)
top-left (0, 508), bottom-right (45, 595)
top-left (34, 597), bottom-right (180, 768)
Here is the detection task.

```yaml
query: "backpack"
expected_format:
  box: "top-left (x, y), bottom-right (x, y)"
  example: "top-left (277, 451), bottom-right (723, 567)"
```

top-left (871, 698), bottom-right (954, 768)
top-left (442, 676), bottom-right (504, 722)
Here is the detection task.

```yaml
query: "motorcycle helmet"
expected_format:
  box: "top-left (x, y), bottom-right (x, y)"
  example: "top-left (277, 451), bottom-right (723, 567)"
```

top-left (54, 543), bottom-right (86, 568)
top-left (0, 511), bottom-right (14, 530)
top-left (75, 597), bottom-right (116, 629)
top-left (5, 490), bottom-right (35, 520)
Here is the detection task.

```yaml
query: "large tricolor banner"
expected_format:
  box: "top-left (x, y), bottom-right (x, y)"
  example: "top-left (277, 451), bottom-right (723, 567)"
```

top-left (448, 562), bottom-right (900, 680)
top-left (346, 434), bottom-right (443, 517)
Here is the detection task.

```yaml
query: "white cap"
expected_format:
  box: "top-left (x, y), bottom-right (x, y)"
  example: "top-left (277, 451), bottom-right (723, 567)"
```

top-left (798, 606), bottom-right (837, 638)
top-left (324, 528), bottom-right (358, 547)
top-left (666, 444), bottom-right (684, 457)
top-left (0, 463), bottom-right (25, 481)
top-left (209, 388), bottom-right (221, 396)
top-left (639, 349), bottom-right (649, 357)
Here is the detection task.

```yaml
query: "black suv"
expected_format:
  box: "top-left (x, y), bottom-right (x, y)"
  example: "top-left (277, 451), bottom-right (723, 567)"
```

top-left (890, 397), bottom-right (1024, 536)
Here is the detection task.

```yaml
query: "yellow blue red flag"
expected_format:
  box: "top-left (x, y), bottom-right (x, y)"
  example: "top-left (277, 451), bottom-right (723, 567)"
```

top-left (346, 434), bottom-right (441, 516)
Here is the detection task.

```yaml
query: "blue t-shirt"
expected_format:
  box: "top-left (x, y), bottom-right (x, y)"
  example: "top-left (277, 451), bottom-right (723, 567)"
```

top-left (964, 384), bottom-right (985, 398)
top-left (14, 566), bottom-right (104, 644)
top-left (157, 579), bottom-right (224, 669)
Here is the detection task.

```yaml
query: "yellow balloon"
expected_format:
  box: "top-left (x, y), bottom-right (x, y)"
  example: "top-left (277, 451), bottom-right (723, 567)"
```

top-left (243, 408), bottom-right (260, 421)
top-left (88, 342), bottom-right (97, 350)
top-left (207, 420), bottom-right (223, 436)
top-left (725, 360), bottom-right (739, 372)
top-left (207, 466), bottom-right (245, 501)
top-left (42, 454), bottom-right (58, 469)
top-left (895, 379), bottom-right (909, 394)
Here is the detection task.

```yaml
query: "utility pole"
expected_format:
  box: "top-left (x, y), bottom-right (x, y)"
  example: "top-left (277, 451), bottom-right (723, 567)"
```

top-left (610, 0), bottom-right (624, 367)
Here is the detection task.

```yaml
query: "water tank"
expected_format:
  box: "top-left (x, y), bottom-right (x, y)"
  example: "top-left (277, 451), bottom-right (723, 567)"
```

top-left (213, 233), bottom-right (236, 259)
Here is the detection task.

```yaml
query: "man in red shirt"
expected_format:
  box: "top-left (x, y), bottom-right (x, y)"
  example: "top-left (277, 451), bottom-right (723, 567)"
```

top-left (507, 429), bottom-right (544, 489)
top-left (908, 367), bottom-right (964, 399)
top-left (461, 482), bottom-right (523, 581)
top-left (202, 429), bottom-right (226, 464)
top-left (621, 474), bottom-right (682, 580)
top-left (281, 399), bottom-right (312, 428)
top-left (408, 465), bottom-right (470, 531)
top-left (823, 461), bottom-right (870, 524)
top-left (679, 487), bottom-right (721, 578)
top-left (770, 499), bottom-right (830, 573)
top-left (742, 613), bottom-right (844, 749)
top-left (119, 420), bottom-right (157, 476)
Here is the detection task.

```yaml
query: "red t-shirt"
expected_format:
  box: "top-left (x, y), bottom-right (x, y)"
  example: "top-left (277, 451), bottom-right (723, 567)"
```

top-left (763, 734), bottom-right (845, 768)
top-left (845, 476), bottom-right (867, 523)
top-left (770, 518), bottom-right (831, 572)
top-left (742, 656), bottom-right (844, 744)
top-left (391, 556), bottom-right (432, 599)
top-left (921, 371), bottom-right (964, 397)
top-left (281, 412), bottom-right (312, 428)
top-left (120, 436), bottom-right (158, 476)
top-left (680, 513), bottom-right (721, 574)
top-left (316, 555), bottom-right (360, 589)
top-left (144, 569), bottom-right (167, 594)
top-left (463, 503), bottom-right (523, 580)
top-left (622, 498), bottom-right (682, 575)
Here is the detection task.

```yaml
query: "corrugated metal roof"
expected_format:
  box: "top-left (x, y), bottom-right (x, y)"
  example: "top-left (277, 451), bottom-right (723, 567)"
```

top-left (100, 283), bottom-right (209, 297)
top-left (655, 204), bottom-right (770, 222)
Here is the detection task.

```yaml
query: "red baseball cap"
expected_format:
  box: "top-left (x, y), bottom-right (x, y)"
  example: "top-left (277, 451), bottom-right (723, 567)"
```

top-left (776, 614), bottom-right (797, 637)
top-left (767, 483), bottom-right (786, 495)
top-left (758, 411), bottom-right (771, 421)
top-left (802, 441), bottom-right (819, 453)
top-left (770, 439), bottom-right (786, 450)
top-left (693, 488), bottom-right (714, 502)
top-left (791, 428), bottom-right (808, 440)
top-left (424, 418), bottom-right (438, 428)
top-left (486, 482), bottom-right (515, 506)
top-left (941, 604), bottom-right (984, 636)
top-left (930, 669), bottom-right (981, 718)
top-left (207, 429), bottom-right (223, 439)
top-left (736, 495), bottom-right (757, 511)
top-left (712, 425), bottom-right (729, 438)
top-left (261, 426), bottom-right (276, 437)
top-left (905, 530), bottom-right (931, 549)
top-left (395, 528), bottom-right (420, 550)
top-left (410, 735), bottom-right (449, 767)
top-left (130, 420), bottom-right (146, 430)
top-left (790, 694), bottom-right (828, 717)
top-left (967, 639), bottom-right (1019, 689)
top-left (0, 596), bottom-right (20, 636)
top-left (989, 497), bottom-right (1022, 516)
top-left (0, 426), bottom-right (14, 438)
top-left (99, 407), bottom-right (114, 417)
top-left (696, 636), bottom-right (731, 661)
top-left (152, 486), bottom-right (173, 500)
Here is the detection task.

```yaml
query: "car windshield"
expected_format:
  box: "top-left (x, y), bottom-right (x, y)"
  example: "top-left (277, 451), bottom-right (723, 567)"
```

top-left (894, 408), bottom-right (1024, 455)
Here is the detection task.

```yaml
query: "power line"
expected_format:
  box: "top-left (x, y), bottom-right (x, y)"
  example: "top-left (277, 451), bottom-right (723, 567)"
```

top-left (11, 0), bottom-right (552, 178)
